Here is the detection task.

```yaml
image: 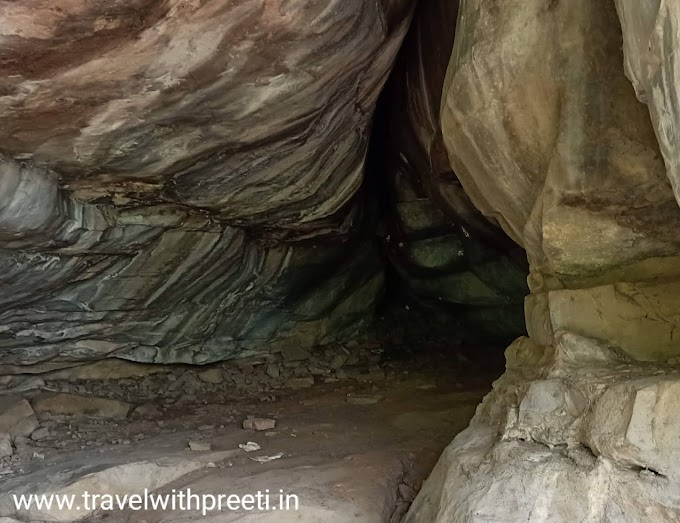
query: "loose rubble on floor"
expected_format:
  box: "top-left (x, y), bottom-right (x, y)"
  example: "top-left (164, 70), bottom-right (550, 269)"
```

top-left (0, 341), bottom-right (498, 522)
top-left (0, 342), bottom-right (387, 476)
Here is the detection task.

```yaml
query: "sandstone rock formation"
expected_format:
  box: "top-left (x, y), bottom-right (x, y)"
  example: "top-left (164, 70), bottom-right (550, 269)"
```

top-left (0, 0), bottom-right (415, 369)
top-left (616, 0), bottom-right (680, 206)
top-left (406, 0), bottom-right (680, 520)
top-left (380, 0), bottom-right (528, 343)
top-left (407, 334), bottom-right (680, 522)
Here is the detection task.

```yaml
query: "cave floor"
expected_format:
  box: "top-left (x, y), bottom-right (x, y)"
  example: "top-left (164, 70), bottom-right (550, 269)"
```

top-left (0, 345), bottom-right (502, 522)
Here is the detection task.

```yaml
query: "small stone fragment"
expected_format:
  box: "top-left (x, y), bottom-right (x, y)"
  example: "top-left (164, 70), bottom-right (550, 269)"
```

top-left (265, 364), bottom-right (281, 379)
top-left (30, 427), bottom-right (50, 441)
top-left (243, 418), bottom-right (276, 431)
top-left (307, 366), bottom-right (327, 376)
top-left (239, 441), bottom-right (261, 452)
top-left (188, 440), bottom-right (212, 452)
top-left (0, 434), bottom-right (12, 458)
top-left (250, 453), bottom-right (283, 463)
top-left (330, 354), bottom-right (348, 369)
top-left (281, 346), bottom-right (311, 362)
top-left (198, 368), bottom-right (224, 384)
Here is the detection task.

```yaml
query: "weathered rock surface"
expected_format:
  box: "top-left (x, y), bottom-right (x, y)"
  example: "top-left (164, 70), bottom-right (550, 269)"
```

top-left (441, 0), bottom-right (680, 315)
top-left (408, 0), bottom-right (680, 520)
top-left (406, 335), bottom-right (680, 522)
top-left (0, 398), bottom-right (38, 440)
top-left (0, 448), bottom-right (235, 522)
top-left (380, 0), bottom-right (528, 343)
top-left (0, 435), bottom-right (11, 459)
top-left (615, 1), bottom-right (680, 205)
top-left (0, 0), bottom-right (414, 369)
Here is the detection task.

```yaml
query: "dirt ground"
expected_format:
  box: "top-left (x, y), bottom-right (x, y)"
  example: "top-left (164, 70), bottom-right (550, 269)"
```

top-left (0, 344), bottom-right (503, 522)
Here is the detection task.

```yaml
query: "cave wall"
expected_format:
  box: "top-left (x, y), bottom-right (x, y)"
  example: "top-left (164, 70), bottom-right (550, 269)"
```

top-left (1, 0), bottom-right (535, 372)
top-left (380, 0), bottom-right (528, 344)
top-left (0, 0), bottom-right (414, 371)
top-left (406, 0), bottom-right (680, 520)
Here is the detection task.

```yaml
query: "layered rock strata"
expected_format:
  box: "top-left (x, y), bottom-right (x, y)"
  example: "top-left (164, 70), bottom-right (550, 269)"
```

top-left (0, 0), bottom-right (414, 369)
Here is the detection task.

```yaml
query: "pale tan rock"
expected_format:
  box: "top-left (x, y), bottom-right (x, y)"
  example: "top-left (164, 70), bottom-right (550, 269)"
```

top-left (407, 334), bottom-right (680, 522)
top-left (510, 379), bottom-right (587, 446)
top-left (188, 441), bottom-right (212, 452)
top-left (546, 282), bottom-right (680, 361)
top-left (440, 0), bottom-right (680, 348)
top-left (242, 418), bottom-right (276, 431)
top-left (414, 0), bottom-right (680, 518)
top-left (615, 1), bottom-right (680, 204)
top-left (585, 378), bottom-right (680, 478)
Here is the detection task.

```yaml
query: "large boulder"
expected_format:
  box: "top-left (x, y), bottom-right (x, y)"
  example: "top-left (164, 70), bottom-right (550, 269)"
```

top-left (406, 335), bottom-right (680, 522)
top-left (407, 0), bottom-right (680, 520)
top-left (0, 0), bottom-right (414, 369)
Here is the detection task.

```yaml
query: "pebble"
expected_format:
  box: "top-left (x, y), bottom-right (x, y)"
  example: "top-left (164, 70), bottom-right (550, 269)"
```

top-left (281, 346), bottom-right (311, 362)
top-left (30, 428), bottom-right (50, 441)
top-left (243, 418), bottom-right (276, 431)
top-left (198, 369), bottom-right (224, 384)
top-left (265, 364), bottom-right (281, 379)
top-left (239, 441), bottom-right (261, 452)
top-left (188, 440), bottom-right (212, 452)
top-left (0, 434), bottom-right (12, 458)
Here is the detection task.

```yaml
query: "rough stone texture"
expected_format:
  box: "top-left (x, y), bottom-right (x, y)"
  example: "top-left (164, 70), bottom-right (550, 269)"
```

top-left (0, 435), bottom-right (11, 459)
top-left (440, 0), bottom-right (680, 325)
top-left (379, 0), bottom-right (528, 343)
top-left (407, 0), bottom-right (680, 520)
top-left (0, 449), bottom-right (234, 522)
top-left (0, 398), bottom-right (38, 441)
top-left (615, 0), bottom-right (680, 205)
top-left (243, 418), bottom-right (276, 431)
top-left (406, 335), bottom-right (680, 522)
top-left (0, 0), bottom-right (415, 369)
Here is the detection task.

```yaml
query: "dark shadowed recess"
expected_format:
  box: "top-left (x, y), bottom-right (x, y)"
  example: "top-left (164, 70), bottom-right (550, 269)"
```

top-left (364, 0), bottom-right (529, 349)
